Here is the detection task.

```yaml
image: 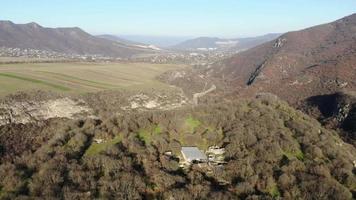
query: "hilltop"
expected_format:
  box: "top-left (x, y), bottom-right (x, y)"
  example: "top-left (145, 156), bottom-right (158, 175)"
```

top-left (0, 92), bottom-right (355, 199)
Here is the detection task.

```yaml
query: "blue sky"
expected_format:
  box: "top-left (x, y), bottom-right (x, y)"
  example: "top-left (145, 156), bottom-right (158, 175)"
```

top-left (2, 0), bottom-right (356, 37)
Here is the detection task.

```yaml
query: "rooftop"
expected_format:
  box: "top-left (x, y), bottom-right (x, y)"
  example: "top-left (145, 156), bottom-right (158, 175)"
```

top-left (181, 147), bottom-right (207, 162)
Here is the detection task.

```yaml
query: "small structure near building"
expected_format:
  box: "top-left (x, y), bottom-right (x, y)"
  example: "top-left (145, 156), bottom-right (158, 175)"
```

top-left (181, 147), bottom-right (207, 165)
top-left (206, 146), bottom-right (226, 165)
top-left (164, 151), bottom-right (173, 156)
top-left (93, 138), bottom-right (104, 144)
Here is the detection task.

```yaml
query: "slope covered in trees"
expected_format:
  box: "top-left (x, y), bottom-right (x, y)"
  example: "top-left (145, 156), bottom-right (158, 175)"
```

top-left (0, 95), bottom-right (355, 199)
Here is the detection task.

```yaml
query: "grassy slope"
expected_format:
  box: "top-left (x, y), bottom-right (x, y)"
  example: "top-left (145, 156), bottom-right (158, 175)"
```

top-left (0, 73), bottom-right (70, 91)
top-left (84, 135), bottom-right (123, 156)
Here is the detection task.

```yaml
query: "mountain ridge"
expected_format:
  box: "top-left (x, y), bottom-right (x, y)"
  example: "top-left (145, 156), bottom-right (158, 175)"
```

top-left (0, 20), bottom-right (156, 58)
top-left (96, 34), bottom-right (145, 46)
top-left (205, 13), bottom-right (356, 103)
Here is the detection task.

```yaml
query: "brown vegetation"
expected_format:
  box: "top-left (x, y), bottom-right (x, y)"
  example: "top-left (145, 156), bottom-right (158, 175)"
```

top-left (162, 14), bottom-right (356, 106)
top-left (0, 95), bottom-right (355, 199)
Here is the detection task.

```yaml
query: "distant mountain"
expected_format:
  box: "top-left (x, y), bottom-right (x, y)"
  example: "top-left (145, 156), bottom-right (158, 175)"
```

top-left (97, 34), bottom-right (144, 46)
top-left (97, 34), bottom-right (162, 51)
top-left (171, 33), bottom-right (281, 51)
top-left (208, 13), bottom-right (356, 104)
top-left (0, 21), bottom-right (156, 58)
top-left (119, 35), bottom-right (194, 48)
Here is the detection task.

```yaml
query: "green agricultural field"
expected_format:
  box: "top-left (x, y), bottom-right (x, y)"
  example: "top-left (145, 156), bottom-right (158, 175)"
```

top-left (0, 62), bottom-right (185, 96)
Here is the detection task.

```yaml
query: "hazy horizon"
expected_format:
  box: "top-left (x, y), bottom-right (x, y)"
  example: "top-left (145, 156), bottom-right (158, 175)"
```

top-left (2, 0), bottom-right (356, 38)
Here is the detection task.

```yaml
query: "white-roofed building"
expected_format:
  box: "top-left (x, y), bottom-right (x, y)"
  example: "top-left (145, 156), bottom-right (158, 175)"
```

top-left (181, 147), bottom-right (207, 164)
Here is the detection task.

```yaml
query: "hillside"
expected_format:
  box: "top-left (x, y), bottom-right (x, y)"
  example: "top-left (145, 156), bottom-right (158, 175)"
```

top-left (171, 34), bottom-right (281, 51)
top-left (96, 34), bottom-right (162, 50)
top-left (300, 91), bottom-right (356, 146)
top-left (96, 34), bottom-right (144, 46)
top-left (206, 14), bottom-right (356, 103)
top-left (0, 92), bottom-right (355, 199)
top-left (0, 21), bottom-right (156, 58)
top-left (160, 14), bottom-right (356, 148)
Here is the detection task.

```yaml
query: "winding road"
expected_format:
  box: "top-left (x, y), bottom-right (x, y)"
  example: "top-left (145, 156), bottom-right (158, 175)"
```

top-left (192, 84), bottom-right (216, 105)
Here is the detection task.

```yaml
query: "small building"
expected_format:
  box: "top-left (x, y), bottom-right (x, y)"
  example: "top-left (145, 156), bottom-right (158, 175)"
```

top-left (181, 147), bottom-right (207, 164)
top-left (207, 146), bottom-right (225, 155)
top-left (206, 146), bottom-right (226, 165)
top-left (93, 138), bottom-right (104, 144)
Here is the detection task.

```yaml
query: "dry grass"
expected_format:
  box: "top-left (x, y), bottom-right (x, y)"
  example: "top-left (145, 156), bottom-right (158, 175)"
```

top-left (0, 62), bottom-right (185, 96)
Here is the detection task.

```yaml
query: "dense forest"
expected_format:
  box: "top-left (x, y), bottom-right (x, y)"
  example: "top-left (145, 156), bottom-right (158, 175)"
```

top-left (1, 94), bottom-right (355, 200)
